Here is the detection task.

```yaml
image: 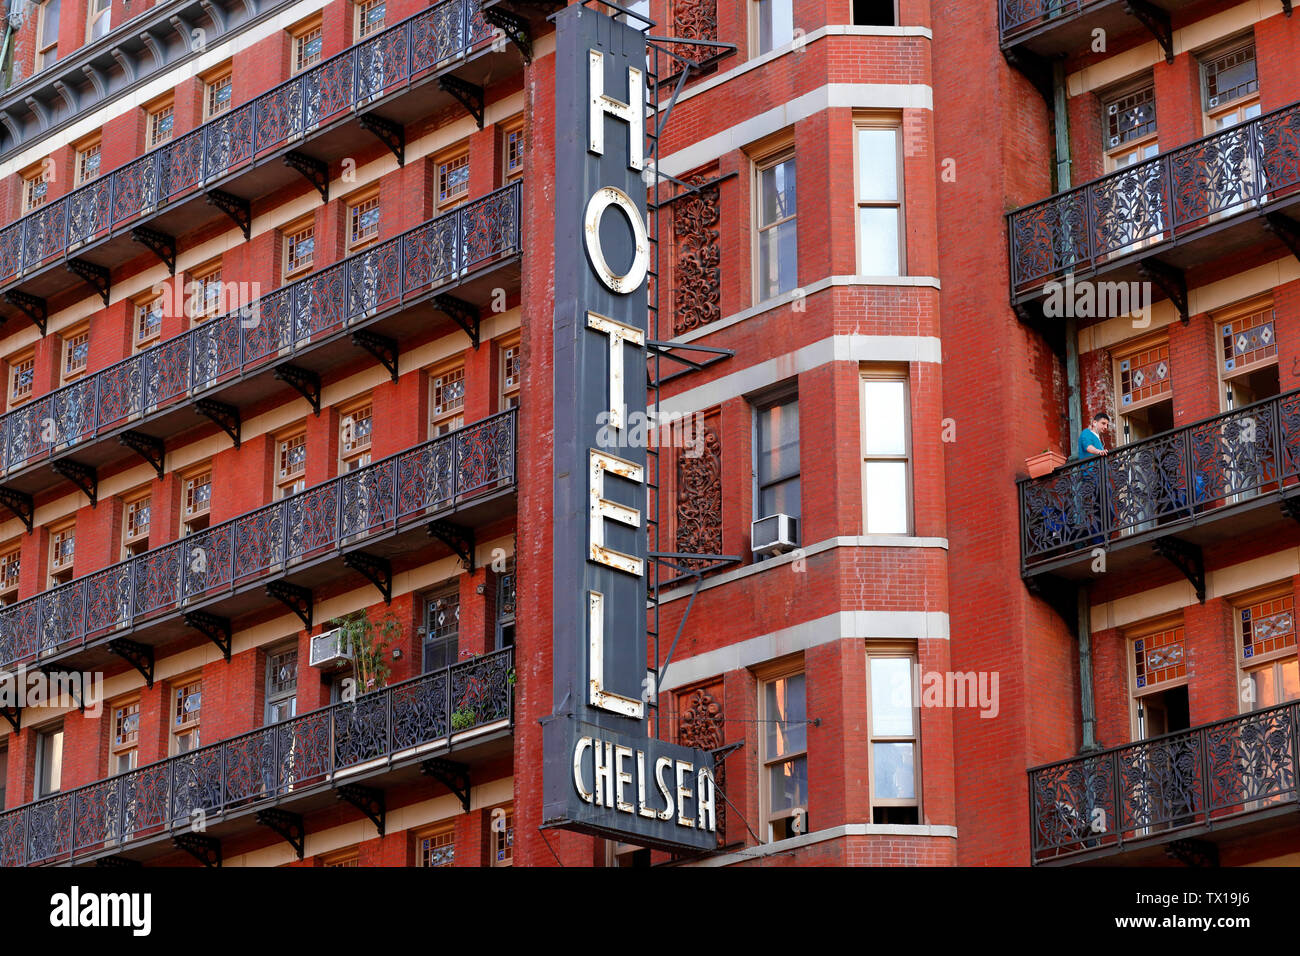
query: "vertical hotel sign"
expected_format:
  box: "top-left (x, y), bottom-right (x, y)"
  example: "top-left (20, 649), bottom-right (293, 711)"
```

top-left (542, 4), bottom-right (717, 851)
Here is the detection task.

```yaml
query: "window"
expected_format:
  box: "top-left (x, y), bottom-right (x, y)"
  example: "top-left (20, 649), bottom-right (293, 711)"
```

top-left (22, 165), bottom-right (50, 213)
top-left (122, 491), bottom-right (151, 558)
top-left (1201, 40), bottom-right (1259, 127)
top-left (340, 401), bottom-right (373, 472)
top-left (87, 0), bottom-right (111, 42)
top-left (852, 0), bottom-right (897, 25)
top-left (416, 825), bottom-right (455, 866)
top-left (205, 70), bottom-right (233, 119)
top-left (355, 0), bottom-right (386, 39)
top-left (490, 805), bottom-right (514, 866)
top-left (283, 219), bottom-right (315, 277)
top-left (1115, 335), bottom-right (1173, 443)
top-left (147, 100), bottom-right (175, 148)
top-left (48, 522), bottom-right (75, 587)
top-left (754, 392), bottom-right (799, 523)
top-left (502, 120), bottom-right (524, 183)
top-left (1239, 592), bottom-right (1299, 711)
top-left (423, 589), bottom-right (460, 672)
top-left (75, 140), bottom-right (102, 186)
top-left (495, 557), bottom-right (516, 650)
top-left (110, 699), bottom-right (140, 774)
top-left (7, 351), bottom-right (34, 408)
top-left (135, 297), bottom-right (164, 350)
top-left (1103, 83), bottom-right (1158, 170)
top-left (35, 726), bottom-right (63, 799)
top-left (752, 0), bottom-right (793, 55)
top-left (754, 151), bottom-right (797, 301)
top-left (1128, 620), bottom-right (1191, 748)
top-left (62, 326), bottom-right (90, 382)
top-left (182, 468), bottom-right (212, 534)
top-left (276, 431), bottom-right (307, 498)
top-left (760, 670), bottom-right (807, 841)
top-left (429, 365), bottom-right (465, 436)
top-left (0, 545), bottom-right (19, 605)
top-left (292, 20), bottom-right (324, 73)
top-left (436, 151), bottom-right (470, 210)
top-left (347, 192), bottom-right (381, 250)
top-left (35, 0), bottom-right (59, 72)
top-left (189, 262), bottom-right (224, 321)
top-left (321, 848), bottom-right (360, 867)
top-left (173, 677), bottom-right (202, 754)
top-left (861, 370), bottom-right (910, 534)
top-left (500, 339), bottom-right (520, 409)
top-left (1219, 297), bottom-right (1280, 419)
top-left (855, 121), bottom-right (903, 275)
top-left (867, 651), bottom-right (920, 823)
top-left (265, 645), bottom-right (299, 724)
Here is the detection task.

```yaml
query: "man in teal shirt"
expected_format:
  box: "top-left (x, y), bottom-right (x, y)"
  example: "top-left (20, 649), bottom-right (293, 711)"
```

top-left (1078, 412), bottom-right (1109, 459)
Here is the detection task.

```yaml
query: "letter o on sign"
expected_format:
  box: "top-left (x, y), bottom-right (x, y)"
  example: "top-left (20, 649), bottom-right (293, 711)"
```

top-left (584, 186), bottom-right (649, 294)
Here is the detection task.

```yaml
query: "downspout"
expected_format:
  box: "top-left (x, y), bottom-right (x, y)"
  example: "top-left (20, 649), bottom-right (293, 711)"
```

top-left (0, 0), bottom-right (19, 96)
top-left (1052, 58), bottom-right (1098, 752)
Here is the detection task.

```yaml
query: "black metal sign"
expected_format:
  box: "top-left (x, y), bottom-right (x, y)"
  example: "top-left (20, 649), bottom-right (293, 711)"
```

top-left (542, 3), bottom-right (717, 852)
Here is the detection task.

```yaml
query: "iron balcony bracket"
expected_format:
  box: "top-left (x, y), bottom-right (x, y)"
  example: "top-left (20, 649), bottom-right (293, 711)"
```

top-left (195, 398), bottom-right (241, 447)
top-left (1024, 572), bottom-right (1080, 628)
top-left (438, 75), bottom-right (485, 130)
top-left (1012, 298), bottom-right (1069, 359)
top-left (206, 189), bottom-right (251, 240)
top-left (51, 458), bottom-right (98, 508)
top-left (1137, 256), bottom-right (1188, 324)
top-left (284, 151), bottom-right (329, 204)
top-left (337, 783), bottom-right (386, 837)
top-left (184, 611), bottom-right (232, 662)
top-left (4, 290), bottom-right (47, 336)
top-left (255, 808), bottom-right (306, 860)
top-left (67, 258), bottom-right (111, 306)
top-left (0, 487), bottom-right (34, 533)
top-left (130, 226), bottom-right (176, 275)
top-left (428, 520), bottom-right (475, 572)
top-left (95, 856), bottom-right (142, 867)
top-left (359, 113), bottom-right (405, 165)
top-left (107, 637), bottom-right (155, 689)
top-left (1264, 213), bottom-right (1300, 266)
top-left (433, 293), bottom-right (481, 350)
top-left (422, 758), bottom-right (471, 813)
top-left (1166, 837), bottom-right (1219, 867)
top-left (38, 665), bottom-right (86, 712)
top-left (0, 705), bottom-right (19, 733)
top-left (1153, 536), bottom-right (1206, 603)
top-left (274, 363), bottom-right (322, 416)
top-left (1285, 0), bottom-right (1293, 15)
top-left (482, 6), bottom-right (531, 64)
top-left (173, 833), bottom-right (222, 867)
top-left (1124, 0), bottom-right (1174, 63)
top-left (119, 430), bottom-right (166, 479)
top-left (351, 330), bottom-right (399, 382)
top-left (266, 580), bottom-right (313, 630)
top-left (342, 551), bottom-right (392, 605)
top-left (1001, 46), bottom-right (1055, 108)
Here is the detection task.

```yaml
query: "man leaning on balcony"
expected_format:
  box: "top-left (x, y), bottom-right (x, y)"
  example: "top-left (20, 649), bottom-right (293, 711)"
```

top-left (1078, 412), bottom-right (1109, 459)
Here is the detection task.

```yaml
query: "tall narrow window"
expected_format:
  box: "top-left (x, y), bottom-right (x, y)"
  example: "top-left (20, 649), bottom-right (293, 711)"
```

top-left (87, 0), bottom-right (111, 42)
top-left (147, 100), bottom-right (175, 148)
top-left (22, 165), bottom-right (50, 213)
top-left (182, 468), bottom-right (212, 534)
top-left (490, 805), bottom-right (514, 866)
top-left (424, 589), bottom-right (460, 672)
top-left (75, 140), bottom-right (102, 185)
top-left (173, 678), bottom-right (202, 754)
top-left (35, 0), bottom-right (60, 72)
top-left (429, 365), bottom-right (465, 436)
top-left (760, 670), bottom-right (807, 842)
top-left (265, 645), bottom-right (298, 724)
top-left (416, 825), bottom-right (456, 866)
top-left (1219, 297), bottom-right (1280, 414)
top-left (48, 522), bottom-right (75, 587)
top-left (283, 219), bottom-right (315, 278)
top-left (292, 20), bottom-right (324, 73)
top-left (347, 192), bottom-right (381, 251)
top-left (754, 393), bottom-right (799, 523)
top-left (500, 340), bottom-right (520, 409)
top-left (754, 152), bottom-right (797, 301)
top-left (355, 0), bottom-right (386, 39)
top-left (1202, 40), bottom-right (1260, 130)
top-left (752, 0), bottom-right (793, 55)
top-left (502, 120), bottom-right (524, 183)
top-left (8, 351), bottom-right (34, 407)
top-left (110, 699), bottom-right (140, 774)
top-left (276, 431), bottom-right (307, 498)
top-left (436, 151), bottom-right (470, 210)
top-left (205, 69), bottom-right (233, 119)
top-left (867, 651), bottom-right (920, 824)
top-left (861, 371), bottom-right (911, 534)
top-left (340, 401), bottom-right (373, 472)
top-left (35, 726), bottom-right (63, 798)
top-left (1129, 620), bottom-right (1190, 742)
top-left (135, 297), bottom-right (164, 351)
top-left (855, 122), bottom-right (903, 276)
top-left (0, 545), bottom-right (19, 606)
top-left (122, 491), bottom-right (151, 558)
top-left (62, 326), bottom-right (90, 383)
top-left (495, 557), bottom-right (516, 650)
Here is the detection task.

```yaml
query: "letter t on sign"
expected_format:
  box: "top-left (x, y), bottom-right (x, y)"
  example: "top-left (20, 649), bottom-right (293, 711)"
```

top-left (588, 311), bottom-right (644, 431)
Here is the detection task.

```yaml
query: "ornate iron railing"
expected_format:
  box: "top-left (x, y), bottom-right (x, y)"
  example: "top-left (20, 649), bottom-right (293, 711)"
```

top-left (0, 407), bottom-right (515, 670)
top-left (999, 0), bottom-right (1098, 41)
top-left (0, 0), bottom-right (495, 289)
top-left (1008, 98), bottom-right (1300, 294)
top-left (1019, 389), bottom-right (1300, 569)
top-left (0, 646), bottom-right (513, 866)
top-left (0, 181), bottom-right (520, 478)
top-left (1029, 698), bottom-right (1299, 863)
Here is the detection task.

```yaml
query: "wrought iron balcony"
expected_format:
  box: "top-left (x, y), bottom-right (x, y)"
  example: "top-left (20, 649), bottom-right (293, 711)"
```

top-left (0, 407), bottom-right (515, 674)
top-left (0, 647), bottom-right (514, 866)
top-left (1019, 389), bottom-right (1300, 578)
top-left (1000, 0), bottom-right (1196, 59)
top-left (0, 0), bottom-right (517, 315)
top-left (1030, 697), bottom-right (1299, 865)
top-left (0, 181), bottom-right (520, 502)
top-left (1008, 97), bottom-right (1300, 307)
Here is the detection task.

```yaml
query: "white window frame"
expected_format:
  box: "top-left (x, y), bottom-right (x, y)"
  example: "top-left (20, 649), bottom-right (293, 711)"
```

top-left (853, 118), bottom-right (905, 277)
top-left (860, 367), bottom-right (912, 535)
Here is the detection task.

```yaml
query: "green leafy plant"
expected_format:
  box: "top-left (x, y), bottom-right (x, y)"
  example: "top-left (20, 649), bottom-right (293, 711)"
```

top-left (451, 706), bottom-right (477, 730)
top-left (330, 609), bottom-right (403, 693)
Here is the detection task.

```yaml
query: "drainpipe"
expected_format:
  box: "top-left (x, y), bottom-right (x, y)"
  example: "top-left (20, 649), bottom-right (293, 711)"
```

top-left (0, 0), bottom-right (19, 95)
top-left (1052, 58), bottom-right (1098, 752)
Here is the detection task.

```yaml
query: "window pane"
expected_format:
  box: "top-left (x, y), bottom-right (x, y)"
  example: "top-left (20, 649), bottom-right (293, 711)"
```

top-left (865, 461), bottom-right (908, 534)
top-left (871, 657), bottom-right (914, 736)
top-left (768, 755), bottom-right (807, 812)
top-left (873, 742), bottom-right (915, 799)
top-left (760, 476), bottom-right (800, 521)
top-left (758, 220), bottom-right (798, 299)
top-left (42, 0), bottom-right (61, 47)
top-left (757, 0), bottom-right (793, 54)
top-left (764, 673), bottom-right (806, 759)
top-left (1250, 666), bottom-right (1276, 710)
top-left (862, 380), bottom-right (906, 456)
top-left (1284, 659), bottom-right (1300, 703)
top-left (40, 730), bottom-right (63, 795)
top-left (759, 160), bottom-right (796, 226)
top-left (757, 401), bottom-right (799, 484)
top-left (857, 128), bottom-right (898, 202)
top-left (858, 207), bottom-right (900, 276)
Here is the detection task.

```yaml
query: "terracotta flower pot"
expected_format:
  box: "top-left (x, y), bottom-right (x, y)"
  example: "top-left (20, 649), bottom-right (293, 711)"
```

top-left (1025, 450), bottom-right (1066, 479)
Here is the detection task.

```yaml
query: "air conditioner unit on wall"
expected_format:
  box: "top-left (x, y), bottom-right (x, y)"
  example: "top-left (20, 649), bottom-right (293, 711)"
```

top-left (309, 628), bottom-right (353, 668)
top-left (751, 514), bottom-right (798, 557)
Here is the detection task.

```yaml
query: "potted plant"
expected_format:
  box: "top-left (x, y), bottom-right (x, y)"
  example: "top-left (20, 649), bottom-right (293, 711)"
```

top-left (1025, 448), bottom-right (1066, 479)
top-left (330, 609), bottom-right (403, 694)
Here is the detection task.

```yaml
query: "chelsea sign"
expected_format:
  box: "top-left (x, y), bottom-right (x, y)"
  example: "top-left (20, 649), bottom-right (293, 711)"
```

top-left (542, 4), bottom-right (718, 852)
